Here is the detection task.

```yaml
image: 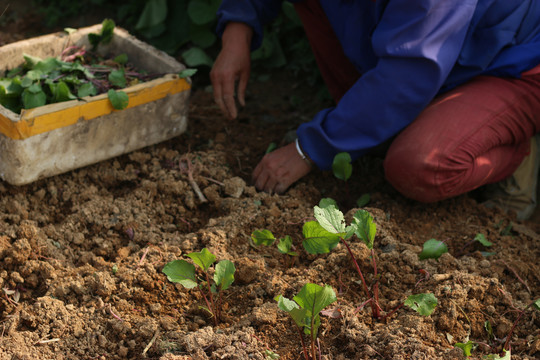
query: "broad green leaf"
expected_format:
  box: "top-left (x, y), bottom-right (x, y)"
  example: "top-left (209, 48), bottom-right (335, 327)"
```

top-left (533, 298), bottom-right (540, 311)
top-left (189, 23), bottom-right (217, 49)
top-left (314, 205), bottom-right (346, 234)
top-left (302, 221), bottom-right (341, 254)
top-left (181, 47), bottom-right (214, 67)
top-left (135, 0), bottom-right (168, 30)
top-left (23, 54), bottom-right (42, 69)
top-left (25, 70), bottom-right (43, 81)
top-left (277, 235), bottom-right (297, 256)
top-left (22, 85), bottom-right (46, 109)
top-left (352, 209), bottom-right (376, 249)
top-left (294, 283), bottom-right (337, 318)
top-left (332, 152), bottom-right (353, 181)
top-left (187, 1), bottom-right (217, 25)
top-left (356, 193), bottom-right (371, 207)
top-left (186, 247), bottom-right (216, 272)
top-left (77, 83), bottom-right (97, 98)
top-left (33, 57), bottom-right (61, 74)
top-left (419, 239), bottom-right (448, 260)
top-left (114, 53), bottom-right (129, 65)
top-left (162, 259), bottom-right (197, 289)
top-left (318, 198), bottom-right (337, 209)
top-left (455, 341), bottom-right (476, 357)
top-left (474, 233), bottom-right (492, 247)
top-left (109, 69), bottom-right (127, 88)
top-left (293, 284), bottom-right (336, 337)
top-left (404, 293), bottom-right (438, 316)
top-left (99, 19), bottom-right (115, 45)
top-left (50, 81), bottom-right (77, 103)
top-left (178, 68), bottom-right (198, 79)
top-left (251, 229), bottom-right (276, 246)
top-left (275, 295), bottom-right (299, 312)
top-left (107, 89), bottom-right (129, 110)
top-left (214, 259), bottom-right (235, 291)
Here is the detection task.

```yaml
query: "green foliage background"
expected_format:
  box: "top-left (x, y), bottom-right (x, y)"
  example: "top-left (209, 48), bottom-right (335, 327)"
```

top-left (32, 0), bottom-right (323, 87)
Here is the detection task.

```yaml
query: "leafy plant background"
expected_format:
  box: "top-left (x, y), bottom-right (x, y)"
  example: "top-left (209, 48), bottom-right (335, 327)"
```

top-left (32, 0), bottom-right (325, 91)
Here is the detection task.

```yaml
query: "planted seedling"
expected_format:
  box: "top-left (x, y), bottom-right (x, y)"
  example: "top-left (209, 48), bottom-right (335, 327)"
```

top-left (418, 239), bottom-right (449, 260)
top-left (162, 247), bottom-right (235, 326)
top-left (309, 202), bottom-right (438, 319)
top-left (275, 283), bottom-right (337, 360)
top-left (251, 229), bottom-right (299, 260)
top-left (331, 152), bottom-right (371, 208)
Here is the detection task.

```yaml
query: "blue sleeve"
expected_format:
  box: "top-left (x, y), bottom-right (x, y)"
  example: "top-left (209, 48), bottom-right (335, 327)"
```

top-left (216, 0), bottom-right (285, 50)
top-left (297, 0), bottom-right (478, 170)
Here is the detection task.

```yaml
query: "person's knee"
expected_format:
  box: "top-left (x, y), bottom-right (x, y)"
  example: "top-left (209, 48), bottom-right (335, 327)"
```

top-left (384, 146), bottom-right (447, 203)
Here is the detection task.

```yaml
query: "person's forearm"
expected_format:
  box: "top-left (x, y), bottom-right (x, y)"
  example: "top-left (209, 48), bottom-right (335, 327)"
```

top-left (222, 22), bottom-right (253, 50)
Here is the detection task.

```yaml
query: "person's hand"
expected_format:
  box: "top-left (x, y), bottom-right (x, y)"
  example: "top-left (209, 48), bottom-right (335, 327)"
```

top-left (210, 22), bottom-right (253, 119)
top-left (252, 142), bottom-right (313, 194)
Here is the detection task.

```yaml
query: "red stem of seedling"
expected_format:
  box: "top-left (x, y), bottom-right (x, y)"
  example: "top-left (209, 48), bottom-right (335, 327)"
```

top-left (204, 271), bottom-right (218, 326)
top-left (340, 238), bottom-right (377, 316)
top-left (296, 325), bottom-right (310, 360)
top-left (371, 249), bottom-right (381, 318)
top-left (502, 301), bottom-right (536, 353)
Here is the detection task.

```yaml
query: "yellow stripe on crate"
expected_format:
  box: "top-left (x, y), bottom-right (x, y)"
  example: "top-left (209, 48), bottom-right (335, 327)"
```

top-left (0, 75), bottom-right (190, 140)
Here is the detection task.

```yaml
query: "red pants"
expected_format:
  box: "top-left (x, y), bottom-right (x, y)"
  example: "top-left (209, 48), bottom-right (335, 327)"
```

top-left (295, 0), bottom-right (540, 202)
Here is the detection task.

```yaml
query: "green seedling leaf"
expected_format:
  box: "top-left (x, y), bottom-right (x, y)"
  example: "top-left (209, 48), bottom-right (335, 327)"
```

top-left (275, 295), bottom-right (308, 328)
top-left (485, 321), bottom-right (494, 341)
top-left (135, 0), bottom-right (168, 31)
top-left (332, 152), bottom-right (353, 181)
top-left (533, 298), bottom-right (540, 311)
top-left (178, 68), bottom-right (198, 79)
top-left (107, 89), bottom-right (129, 110)
top-left (187, 1), bottom-right (217, 25)
top-left (419, 239), bottom-right (448, 260)
top-left (214, 259), bottom-right (235, 291)
top-left (265, 142), bottom-right (277, 154)
top-left (293, 283), bottom-right (337, 337)
top-left (21, 84), bottom-right (46, 109)
top-left (264, 349), bottom-right (280, 360)
top-left (351, 209), bottom-right (376, 249)
top-left (77, 82), bottom-right (97, 98)
top-left (275, 294), bottom-right (299, 312)
top-left (181, 47), bottom-right (214, 67)
top-left (318, 198), bottom-right (338, 209)
top-left (302, 221), bottom-right (341, 254)
top-left (455, 340), bottom-right (476, 357)
top-left (162, 259), bottom-right (197, 289)
top-left (356, 193), bottom-right (371, 207)
top-left (251, 229), bottom-right (276, 246)
top-left (109, 69), bottom-right (127, 88)
top-left (404, 293), bottom-right (438, 316)
top-left (114, 53), bottom-right (128, 65)
top-left (23, 53), bottom-right (42, 69)
top-left (474, 233), bottom-right (492, 247)
top-left (314, 205), bottom-right (346, 234)
top-left (89, 19), bottom-right (116, 49)
top-left (186, 247), bottom-right (216, 272)
top-left (50, 81), bottom-right (77, 103)
top-left (484, 350), bottom-right (511, 360)
top-left (277, 235), bottom-right (297, 256)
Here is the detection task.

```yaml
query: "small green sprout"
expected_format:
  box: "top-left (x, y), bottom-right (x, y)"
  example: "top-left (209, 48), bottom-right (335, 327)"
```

top-left (418, 239), bottom-right (449, 260)
top-left (251, 229), bottom-right (298, 258)
top-left (403, 293), bottom-right (438, 316)
top-left (454, 340), bottom-right (476, 357)
top-left (331, 152), bottom-right (352, 181)
top-left (276, 283), bottom-right (337, 360)
top-left (162, 247), bottom-right (235, 326)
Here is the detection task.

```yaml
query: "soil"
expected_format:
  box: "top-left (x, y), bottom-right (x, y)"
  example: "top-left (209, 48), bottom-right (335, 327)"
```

top-left (0, 6), bottom-right (539, 360)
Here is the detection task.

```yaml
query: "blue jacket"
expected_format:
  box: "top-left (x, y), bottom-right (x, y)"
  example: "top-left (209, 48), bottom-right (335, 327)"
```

top-left (217, 0), bottom-right (540, 170)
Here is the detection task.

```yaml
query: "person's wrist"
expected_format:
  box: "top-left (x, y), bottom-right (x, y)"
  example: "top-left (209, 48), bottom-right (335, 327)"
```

top-left (222, 22), bottom-right (253, 48)
top-left (295, 138), bottom-right (313, 167)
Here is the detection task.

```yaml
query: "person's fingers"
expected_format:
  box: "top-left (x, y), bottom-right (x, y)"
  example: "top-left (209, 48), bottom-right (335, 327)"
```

top-left (223, 94), bottom-right (237, 119)
top-left (237, 71), bottom-right (249, 107)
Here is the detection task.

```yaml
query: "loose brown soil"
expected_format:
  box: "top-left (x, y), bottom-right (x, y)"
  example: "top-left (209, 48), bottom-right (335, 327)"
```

top-left (0, 8), bottom-right (539, 360)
